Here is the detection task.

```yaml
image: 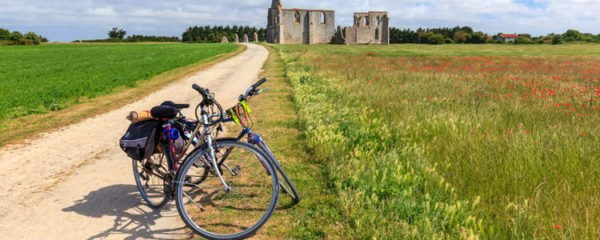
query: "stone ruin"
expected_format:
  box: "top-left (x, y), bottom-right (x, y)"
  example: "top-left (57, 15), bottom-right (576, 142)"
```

top-left (221, 36), bottom-right (229, 43)
top-left (234, 34), bottom-right (239, 43)
top-left (266, 0), bottom-right (389, 44)
top-left (253, 32), bottom-right (259, 42)
top-left (243, 34), bottom-right (249, 43)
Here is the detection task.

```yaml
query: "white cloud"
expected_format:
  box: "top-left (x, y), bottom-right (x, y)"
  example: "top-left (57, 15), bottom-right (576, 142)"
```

top-left (0, 0), bottom-right (598, 41)
top-left (86, 7), bottom-right (118, 17)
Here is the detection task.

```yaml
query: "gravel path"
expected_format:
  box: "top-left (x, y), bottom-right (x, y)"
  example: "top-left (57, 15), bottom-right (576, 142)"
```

top-left (0, 43), bottom-right (268, 240)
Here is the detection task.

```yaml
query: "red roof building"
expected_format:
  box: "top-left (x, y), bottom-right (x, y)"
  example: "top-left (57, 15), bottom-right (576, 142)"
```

top-left (498, 33), bottom-right (518, 42)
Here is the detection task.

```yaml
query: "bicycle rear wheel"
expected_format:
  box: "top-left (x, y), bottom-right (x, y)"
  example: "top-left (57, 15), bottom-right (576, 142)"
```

top-left (175, 140), bottom-right (279, 240)
top-left (132, 152), bottom-right (169, 209)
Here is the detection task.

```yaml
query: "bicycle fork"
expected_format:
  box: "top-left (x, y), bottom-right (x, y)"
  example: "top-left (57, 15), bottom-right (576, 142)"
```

top-left (202, 113), bottom-right (231, 192)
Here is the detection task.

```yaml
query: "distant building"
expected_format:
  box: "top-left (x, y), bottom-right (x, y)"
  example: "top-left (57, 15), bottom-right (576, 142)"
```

top-left (497, 33), bottom-right (518, 43)
top-left (266, 0), bottom-right (389, 45)
top-left (341, 12), bottom-right (390, 45)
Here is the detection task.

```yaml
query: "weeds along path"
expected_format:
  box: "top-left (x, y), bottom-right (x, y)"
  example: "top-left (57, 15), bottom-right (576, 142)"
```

top-left (0, 43), bottom-right (267, 240)
top-left (241, 45), bottom-right (344, 239)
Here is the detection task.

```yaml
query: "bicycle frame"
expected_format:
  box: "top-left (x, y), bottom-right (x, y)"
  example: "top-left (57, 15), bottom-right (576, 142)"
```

top-left (198, 105), bottom-right (231, 192)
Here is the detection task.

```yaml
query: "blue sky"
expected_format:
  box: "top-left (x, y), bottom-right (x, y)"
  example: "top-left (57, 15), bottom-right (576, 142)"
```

top-left (1, 0), bottom-right (598, 42)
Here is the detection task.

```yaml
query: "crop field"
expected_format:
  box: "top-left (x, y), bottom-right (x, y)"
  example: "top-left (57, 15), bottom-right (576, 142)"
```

top-left (0, 43), bottom-right (238, 125)
top-left (274, 44), bottom-right (600, 239)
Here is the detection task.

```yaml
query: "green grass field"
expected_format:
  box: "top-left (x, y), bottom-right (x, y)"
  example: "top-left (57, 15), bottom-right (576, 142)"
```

top-left (274, 44), bottom-right (600, 239)
top-left (0, 43), bottom-right (238, 124)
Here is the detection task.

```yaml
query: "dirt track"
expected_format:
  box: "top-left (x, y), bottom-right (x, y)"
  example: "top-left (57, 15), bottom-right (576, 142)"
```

top-left (0, 43), bottom-right (268, 240)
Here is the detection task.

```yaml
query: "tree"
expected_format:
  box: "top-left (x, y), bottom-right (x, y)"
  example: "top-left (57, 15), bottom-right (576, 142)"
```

top-left (552, 35), bottom-right (562, 45)
top-left (181, 25), bottom-right (267, 43)
top-left (9, 31), bottom-right (23, 42)
top-left (25, 32), bottom-right (41, 44)
top-left (108, 27), bottom-right (127, 40)
top-left (562, 29), bottom-right (582, 42)
top-left (466, 31), bottom-right (486, 44)
top-left (514, 36), bottom-right (534, 44)
top-left (453, 31), bottom-right (469, 43)
top-left (0, 28), bottom-right (10, 40)
top-left (419, 32), bottom-right (445, 45)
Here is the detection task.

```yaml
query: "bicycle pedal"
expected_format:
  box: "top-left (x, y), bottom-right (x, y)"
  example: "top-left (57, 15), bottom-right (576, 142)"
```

top-left (232, 165), bottom-right (241, 175)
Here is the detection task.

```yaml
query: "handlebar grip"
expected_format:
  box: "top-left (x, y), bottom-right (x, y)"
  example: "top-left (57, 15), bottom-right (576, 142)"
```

top-left (251, 78), bottom-right (267, 89)
top-left (192, 84), bottom-right (205, 94)
top-left (192, 84), bottom-right (210, 99)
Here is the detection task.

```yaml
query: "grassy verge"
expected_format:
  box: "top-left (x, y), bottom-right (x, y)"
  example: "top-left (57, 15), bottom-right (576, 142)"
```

top-left (235, 45), bottom-right (344, 239)
top-left (0, 44), bottom-right (244, 148)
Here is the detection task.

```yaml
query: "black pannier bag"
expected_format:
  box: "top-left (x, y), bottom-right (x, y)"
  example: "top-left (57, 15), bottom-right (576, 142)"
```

top-left (120, 120), bottom-right (160, 160)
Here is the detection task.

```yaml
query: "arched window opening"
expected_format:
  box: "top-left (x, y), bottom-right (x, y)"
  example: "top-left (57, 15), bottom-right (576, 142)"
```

top-left (376, 16), bottom-right (381, 25)
top-left (375, 28), bottom-right (380, 40)
top-left (364, 16), bottom-right (370, 26)
top-left (357, 17), bottom-right (362, 26)
top-left (295, 11), bottom-right (301, 23)
top-left (320, 12), bottom-right (326, 24)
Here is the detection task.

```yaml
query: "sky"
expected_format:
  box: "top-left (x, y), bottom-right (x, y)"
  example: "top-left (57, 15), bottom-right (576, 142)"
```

top-left (1, 0), bottom-right (599, 42)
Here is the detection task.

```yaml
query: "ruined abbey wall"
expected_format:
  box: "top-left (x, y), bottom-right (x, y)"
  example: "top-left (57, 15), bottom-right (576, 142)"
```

top-left (344, 12), bottom-right (390, 45)
top-left (267, 0), bottom-right (388, 45)
top-left (276, 9), bottom-right (335, 44)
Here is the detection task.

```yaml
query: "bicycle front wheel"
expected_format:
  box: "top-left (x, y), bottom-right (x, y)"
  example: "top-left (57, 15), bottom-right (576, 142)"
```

top-left (175, 140), bottom-right (279, 240)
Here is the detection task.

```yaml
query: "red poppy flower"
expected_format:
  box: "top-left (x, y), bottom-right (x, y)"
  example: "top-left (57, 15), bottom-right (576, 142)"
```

top-left (554, 224), bottom-right (562, 230)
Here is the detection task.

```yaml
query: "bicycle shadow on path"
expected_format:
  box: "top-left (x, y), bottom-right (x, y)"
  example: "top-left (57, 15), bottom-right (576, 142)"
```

top-left (62, 184), bottom-right (192, 240)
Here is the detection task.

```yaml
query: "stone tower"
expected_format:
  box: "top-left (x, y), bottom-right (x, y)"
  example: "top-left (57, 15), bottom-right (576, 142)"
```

top-left (266, 0), bottom-right (282, 43)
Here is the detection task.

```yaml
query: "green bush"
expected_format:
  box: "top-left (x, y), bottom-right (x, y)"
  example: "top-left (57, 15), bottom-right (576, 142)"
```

top-left (514, 36), bottom-right (535, 44)
top-left (0, 29), bottom-right (44, 45)
top-left (9, 31), bottom-right (23, 42)
top-left (466, 31), bottom-right (486, 44)
top-left (552, 35), bottom-right (563, 45)
top-left (420, 32), bottom-right (445, 45)
top-left (25, 32), bottom-right (41, 45)
top-left (0, 28), bottom-right (10, 40)
top-left (453, 31), bottom-right (469, 43)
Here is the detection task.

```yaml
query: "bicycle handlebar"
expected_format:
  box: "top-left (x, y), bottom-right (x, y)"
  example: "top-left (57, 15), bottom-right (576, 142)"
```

top-left (192, 84), bottom-right (210, 99)
top-left (240, 78), bottom-right (267, 101)
top-left (252, 78), bottom-right (267, 89)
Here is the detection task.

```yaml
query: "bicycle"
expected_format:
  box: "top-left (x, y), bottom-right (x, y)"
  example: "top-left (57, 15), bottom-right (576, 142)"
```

top-left (174, 81), bottom-right (281, 239)
top-left (218, 78), bottom-right (301, 204)
top-left (130, 79), bottom-right (287, 239)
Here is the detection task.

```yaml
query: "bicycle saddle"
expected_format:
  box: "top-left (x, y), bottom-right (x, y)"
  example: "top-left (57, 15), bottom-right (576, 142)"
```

top-left (151, 106), bottom-right (179, 119)
top-left (161, 101), bottom-right (190, 109)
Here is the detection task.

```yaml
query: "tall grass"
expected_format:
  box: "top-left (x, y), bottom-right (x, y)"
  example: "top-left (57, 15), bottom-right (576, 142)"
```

top-left (275, 44), bottom-right (600, 239)
top-left (279, 50), bottom-right (488, 239)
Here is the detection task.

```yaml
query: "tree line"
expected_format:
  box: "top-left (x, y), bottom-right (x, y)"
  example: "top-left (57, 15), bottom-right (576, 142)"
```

top-left (181, 25), bottom-right (267, 43)
top-left (0, 28), bottom-right (48, 45)
top-left (389, 26), bottom-right (600, 45)
top-left (74, 27), bottom-right (180, 43)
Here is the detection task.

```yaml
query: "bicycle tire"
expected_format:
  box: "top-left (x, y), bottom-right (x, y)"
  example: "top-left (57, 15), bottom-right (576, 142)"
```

top-left (258, 142), bottom-right (301, 204)
top-left (174, 140), bottom-right (279, 240)
top-left (132, 153), bottom-right (169, 209)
